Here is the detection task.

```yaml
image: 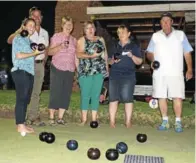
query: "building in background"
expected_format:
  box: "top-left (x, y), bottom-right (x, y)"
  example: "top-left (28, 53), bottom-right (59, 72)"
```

top-left (53, 1), bottom-right (195, 95)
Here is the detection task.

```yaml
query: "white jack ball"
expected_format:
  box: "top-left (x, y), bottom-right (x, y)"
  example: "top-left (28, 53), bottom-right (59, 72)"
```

top-left (149, 99), bottom-right (158, 109)
top-left (21, 132), bottom-right (26, 137)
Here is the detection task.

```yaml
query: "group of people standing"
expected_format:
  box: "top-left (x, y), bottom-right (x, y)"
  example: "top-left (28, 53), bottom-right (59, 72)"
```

top-left (7, 6), bottom-right (193, 135)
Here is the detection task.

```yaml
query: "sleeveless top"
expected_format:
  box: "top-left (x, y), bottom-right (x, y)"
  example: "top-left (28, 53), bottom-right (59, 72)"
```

top-left (78, 37), bottom-right (107, 78)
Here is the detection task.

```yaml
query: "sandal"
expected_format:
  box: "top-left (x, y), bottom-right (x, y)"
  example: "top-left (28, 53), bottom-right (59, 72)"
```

top-left (56, 119), bottom-right (66, 125)
top-left (48, 118), bottom-right (56, 126)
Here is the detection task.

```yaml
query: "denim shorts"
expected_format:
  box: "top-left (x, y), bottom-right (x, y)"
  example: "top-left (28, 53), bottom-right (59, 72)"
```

top-left (109, 78), bottom-right (136, 103)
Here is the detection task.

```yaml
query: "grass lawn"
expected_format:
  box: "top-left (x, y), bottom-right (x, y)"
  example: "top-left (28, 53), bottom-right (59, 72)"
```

top-left (0, 91), bottom-right (195, 163)
top-left (0, 118), bottom-right (195, 163)
top-left (0, 90), bottom-right (195, 128)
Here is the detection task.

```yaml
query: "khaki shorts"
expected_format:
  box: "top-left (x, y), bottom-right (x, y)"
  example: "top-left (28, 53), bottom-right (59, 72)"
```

top-left (153, 76), bottom-right (185, 99)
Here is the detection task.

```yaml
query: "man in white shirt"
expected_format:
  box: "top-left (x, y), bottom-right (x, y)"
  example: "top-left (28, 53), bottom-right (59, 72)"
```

top-left (146, 12), bottom-right (193, 133)
top-left (7, 6), bottom-right (49, 126)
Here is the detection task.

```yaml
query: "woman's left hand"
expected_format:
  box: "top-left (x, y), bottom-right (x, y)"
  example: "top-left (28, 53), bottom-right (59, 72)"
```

top-left (127, 51), bottom-right (133, 59)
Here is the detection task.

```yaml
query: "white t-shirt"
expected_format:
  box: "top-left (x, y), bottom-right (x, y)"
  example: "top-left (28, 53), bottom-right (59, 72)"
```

top-left (30, 27), bottom-right (49, 60)
top-left (147, 28), bottom-right (193, 77)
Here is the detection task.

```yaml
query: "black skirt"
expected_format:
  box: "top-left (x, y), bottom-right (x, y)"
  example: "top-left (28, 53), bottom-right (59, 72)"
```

top-left (48, 64), bottom-right (74, 109)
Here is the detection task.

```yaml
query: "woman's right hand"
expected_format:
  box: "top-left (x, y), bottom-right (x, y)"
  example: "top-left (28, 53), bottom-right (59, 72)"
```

top-left (90, 52), bottom-right (102, 58)
top-left (108, 57), bottom-right (120, 65)
top-left (60, 41), bottom-right (69, 49)
top-left (33, 48), bottom-right (44, 56)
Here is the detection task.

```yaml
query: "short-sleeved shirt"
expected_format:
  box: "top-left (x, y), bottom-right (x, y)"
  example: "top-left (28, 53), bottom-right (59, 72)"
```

top-left (30, 27), bottom-right (49, 60)
top-left (78, 37), bottom-right (107, 78)
top-left (50, 32), bottom-right (77, 72)
top-left (109, 40), bottom-right (142, 79)
top-left (11, 35), bottom-right (34, 75)
top-left (146, 28), bottom-right (193, 77)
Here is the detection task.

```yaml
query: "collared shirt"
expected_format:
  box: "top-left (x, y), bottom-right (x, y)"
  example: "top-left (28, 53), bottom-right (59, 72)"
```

top-left (11, 35), bottom-right (34, 75)
top-left (50, 32), bottom-right (77, 72)
top-left (147, 28), bottom-right (193, 77)
top-left (30, 27), bottom-right (49, 60)
top-left (109, 39), bottom-right (142, 79)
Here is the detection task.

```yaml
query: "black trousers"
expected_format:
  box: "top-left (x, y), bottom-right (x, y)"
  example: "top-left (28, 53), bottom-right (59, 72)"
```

top-left (11, 70), bottom-right (34, 124)
top-left (48, 64), bottom-right (74, 110)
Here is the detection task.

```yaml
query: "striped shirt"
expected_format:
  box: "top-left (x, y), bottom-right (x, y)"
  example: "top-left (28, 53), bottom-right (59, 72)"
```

top-left (50, 32), bottom-right (77, 72)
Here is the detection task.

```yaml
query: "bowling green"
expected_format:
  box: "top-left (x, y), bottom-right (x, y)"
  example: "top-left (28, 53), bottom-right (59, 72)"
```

top-left (0, 91), bottom-right (195, 163)
top-left (0, 118), bottom-right (194, 163)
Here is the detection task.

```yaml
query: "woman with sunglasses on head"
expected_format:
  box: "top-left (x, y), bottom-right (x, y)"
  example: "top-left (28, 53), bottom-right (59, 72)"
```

top-left (11, 18), bottom-right (43, 135)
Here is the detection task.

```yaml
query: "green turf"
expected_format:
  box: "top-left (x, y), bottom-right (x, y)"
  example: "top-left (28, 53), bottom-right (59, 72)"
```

top-left (0, 90), bottom-right (195, 128)
top-left (0, 118), bottom-right (195, 163)
top-left (0, 90), bottom-right (194, 116)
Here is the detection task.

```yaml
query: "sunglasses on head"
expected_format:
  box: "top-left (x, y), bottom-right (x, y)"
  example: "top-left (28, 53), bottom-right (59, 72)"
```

top-left (29, 6), bottom-right (41, 14)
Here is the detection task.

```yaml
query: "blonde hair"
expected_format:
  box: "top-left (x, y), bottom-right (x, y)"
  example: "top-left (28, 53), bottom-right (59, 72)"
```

top-left (83, 21), bottom-right (96, 35)
top-left (61, 16), bottom-right (73, 26)
top-left (22, 17), bottom-right (35, 26)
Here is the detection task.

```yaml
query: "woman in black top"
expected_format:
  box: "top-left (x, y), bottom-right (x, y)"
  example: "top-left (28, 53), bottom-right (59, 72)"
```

top-left (108, 24), bottom-right (143, 128)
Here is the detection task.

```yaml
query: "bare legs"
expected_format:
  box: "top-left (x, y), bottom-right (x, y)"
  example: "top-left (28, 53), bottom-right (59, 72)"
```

top-left (49, 108), bottom-right (66, 123)
top-left (109, 101), bottom-right (133, 128)
top-left (80, 110), bottom-right (98, 126)
top-left (158, 98), bottom-right (182, 119)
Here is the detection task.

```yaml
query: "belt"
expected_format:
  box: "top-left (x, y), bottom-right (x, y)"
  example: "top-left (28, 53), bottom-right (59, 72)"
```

top-left (35, 60), bottom-right (43, 63)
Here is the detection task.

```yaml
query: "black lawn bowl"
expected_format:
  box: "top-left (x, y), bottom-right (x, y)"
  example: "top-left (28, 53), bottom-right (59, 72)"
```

top-left (39, 132), bottom-right (48, 142)
top-left (90, 121), bottom-right (99, 128)
top-left (45, 133), bottom-right (55, 144)
top-left (152, 61), bottom-right (160, 69)
top-left (20, 30), bottom-right (28, 37)
top-left (30, 42), bottom-right (38, 50)
top-left (136, 133), bottom-right (147, 143)
top-left (87, 148), bottom-right (101, 160)
top-left (105, 148), bottom-right (119, 161)
top-left (38, 43), bottom-right (46, 51)
top-left (114, 53), bottom-right (121, 60)
top-left (97, 46), bottom-right (103, 53)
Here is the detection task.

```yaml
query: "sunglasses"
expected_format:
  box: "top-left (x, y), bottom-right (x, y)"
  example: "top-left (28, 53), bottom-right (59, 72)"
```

top-left (29, 6), bottom-right (41, 15)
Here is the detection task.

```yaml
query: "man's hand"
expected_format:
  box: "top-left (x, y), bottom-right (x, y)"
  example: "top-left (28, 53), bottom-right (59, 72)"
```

top-left (15, 25), bottom-right (25, 34)
top-left (186, 69), bottom-right (193, 81)
top-left (150, 62), bottom-right (154, 70)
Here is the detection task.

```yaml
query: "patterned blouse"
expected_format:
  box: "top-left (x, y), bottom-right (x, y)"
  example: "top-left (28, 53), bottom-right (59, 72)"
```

top-left (50, 32), bottom-right (77, 72)
top-left (11, 35), bottom-right (34, 75)
top-left (78, 37), bottom-right (107, 78)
